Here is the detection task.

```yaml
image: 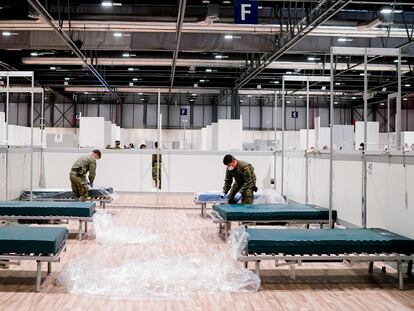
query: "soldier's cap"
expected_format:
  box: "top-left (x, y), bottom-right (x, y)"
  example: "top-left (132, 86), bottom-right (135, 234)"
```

top-left (223, 154), bottom-right (234, 165)
top-left (92, 149), bottom-right (102, 159)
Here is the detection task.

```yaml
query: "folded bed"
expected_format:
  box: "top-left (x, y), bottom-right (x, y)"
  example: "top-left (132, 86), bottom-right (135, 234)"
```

top-left (20, 187), bottom-right (113, 208)
top-left (0, 201), bottom-right (95, 240)
top-left (211, 203), bottom-right (337, 239)
top-left (238, 228), bottom-right (414, 290)
top-left (0, 225), bottom-right (68, 292)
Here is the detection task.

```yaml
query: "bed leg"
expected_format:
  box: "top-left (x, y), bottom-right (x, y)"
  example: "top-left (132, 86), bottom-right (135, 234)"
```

top-left (78, 221), bottom-right (83, 241)
top-left (244, 261), bottom-right (248, 269)
top-left (407, 260), bottom-right (413, 277)
top-left (305, 224), bottom-right (310, 229)
top-left (224, 222), bottom-right (230, 240)
top-left (36, 261), bottom-right (42, 292)
top-left (398, 260), bottom-right (404, 290)
top-left (368, 262), bottom-right (374, 273)
top-left (85, 221), bottom-right (88, 233)
top-left (319, 223), bottom-right (323, 229)
top-left (255, 261), bottom-right (260, 278)
top-left (47, 262), bottom-right (52, 275)
top-left (201, 203), bottom-right (205, 218)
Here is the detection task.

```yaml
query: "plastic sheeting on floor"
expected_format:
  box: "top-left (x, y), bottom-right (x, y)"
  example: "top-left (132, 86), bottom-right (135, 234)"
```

top-left (58, 229), bottom-right (260, 300)
top-left (93, 210), bottom-right (158, 245)
top-left (254, 188), bottom-right (286, 204)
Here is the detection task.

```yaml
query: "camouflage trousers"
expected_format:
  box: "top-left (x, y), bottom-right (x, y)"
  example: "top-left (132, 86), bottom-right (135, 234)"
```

top-left (69, 171), bottom-right (88, 201)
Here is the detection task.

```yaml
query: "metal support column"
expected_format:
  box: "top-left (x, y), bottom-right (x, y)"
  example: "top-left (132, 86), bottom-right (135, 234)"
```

top-left (362, 50), bottom-right (368, 228)
top-left (329, 48), bottom-right (334, 228)
top-left (305, 78), bottom-right (309, 204)
top-left (274, 91), bottom-right (277, 191)
top-left (396, 51), bottom-right (402, 149)
top-left (281, 79), bottom-right (286, 197)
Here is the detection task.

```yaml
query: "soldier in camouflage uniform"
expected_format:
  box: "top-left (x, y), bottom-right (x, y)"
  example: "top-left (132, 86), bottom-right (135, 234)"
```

top-left (152, 141), bottom-right (161, 189)
top-left (222, 154), bottom-right (257, 204)
top-left (69, 150), bottom-right (101, 201)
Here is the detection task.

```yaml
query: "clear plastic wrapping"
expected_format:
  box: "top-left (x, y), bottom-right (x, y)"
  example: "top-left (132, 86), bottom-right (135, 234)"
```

top-left (254, 188), bottom-right (286, 204)
top-left (57, 253), bottom-right (259, 300)
top-left (93, 210), bottom-right (158, 245)
top-left (226, 227), bottom-right (250, 259)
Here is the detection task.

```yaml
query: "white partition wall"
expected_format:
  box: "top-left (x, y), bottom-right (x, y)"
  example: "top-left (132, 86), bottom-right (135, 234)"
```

top-left (0, 112), bottom-right (5, 146)
top-left (79, 117), bottom-right (105, 148)
top-left (104, 121), bottom-right (112, 146)
top-left (300, 129), bottom-right (315, 150)
top-left (355, 121), bottom-right (379, 150)
top-left (333, 125), bottom-right (354, 150)
top-left (162, 151), bottom-right (273, 192)
top-left (211, 123), bottom-right (218, 150)
top-left (217, 119), bottom-right (243, 151)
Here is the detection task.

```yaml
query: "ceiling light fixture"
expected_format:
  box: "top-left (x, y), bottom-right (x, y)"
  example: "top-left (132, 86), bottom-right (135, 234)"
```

top-left (337, 38), bottom-right (353, 42)
top-left (224, 34), bottom-right (233, 40)
top-left (128, 67), bottom-right (134, 71)
top-left (2, 31), bottom-right (11, 36)
top-left (215, 55), bottom-right (223, 59)
top-left (113, 32), bottom-right (123, 37)
top-left (50, 66), bottom-right (56, 70)
top-left (205, 68), bottom-right (212, 72)
top-left (30, 52), bottom-right (38, 56)
top-left (122, 52), bottom-right (130, 57)
top-left (64, 77), bottom-right (70, 81)
top-left (101, 1), bottom-right (113, 7)
top-left (132, 78), bottom-right (138, 81)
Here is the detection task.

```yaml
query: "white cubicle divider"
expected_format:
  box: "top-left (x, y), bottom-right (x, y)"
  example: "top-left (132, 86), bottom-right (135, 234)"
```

top-left (333, 125), bottom-right (354, 150)
top-left (217, 119), bottom-right (242, 151)
top-left (104, 121), bottom-right (112, 147)
top-left (79, 117), bottom-right (105, 148)
top-left (402, 132), bottom-right (414, 148)
top-left (299, 129), bottom-right (315, 150)
top-left (111, 124), bottom-right (117, 144)
top-left (162, 151), bottom-right (274, 192)
top-left (355, 121), bottom-right (379, 150)
top-left (7, 125), bottom-right (43, 146)
top-left (211, 123), bottom-right (218, 150)
top-left (206, 125), bottom-right (212, 150)
top-left (200, 128), bottom-right (207, 150)
top-left (0, 112), bottom-right (5, 145)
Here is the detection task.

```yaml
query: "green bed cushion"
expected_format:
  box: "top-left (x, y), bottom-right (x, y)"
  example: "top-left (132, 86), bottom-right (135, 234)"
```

top-left (0, 201), bottom-right (95, 217)
top-left (245, 228), bottom-right (414, 255)
top-left (0, 226), bottom-right (68, 254)
top-left (212, 203), bottom-right (337, 221)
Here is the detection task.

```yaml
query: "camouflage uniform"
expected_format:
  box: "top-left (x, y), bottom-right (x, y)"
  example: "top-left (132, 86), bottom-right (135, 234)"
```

top-left (152, 153), bottom-right (162, 189)
top-left (223, 160), bottom-right (257, 204)
top-left (69, 154), bottom-right (96, 201)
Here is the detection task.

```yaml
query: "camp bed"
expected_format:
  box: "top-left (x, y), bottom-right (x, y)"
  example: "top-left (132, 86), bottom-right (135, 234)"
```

top-left (0, 225), bottom-right (68, 292)
top-left (211, 203), bottom-right (337, 239)
top-left (238, 227), bottom-right (414, 290)
top-left (194, 192), bottom-right (263, 217)
top-left (20, 187), bottom-right (113, 208)
top-left (0, 201), bottom-right (95, 240)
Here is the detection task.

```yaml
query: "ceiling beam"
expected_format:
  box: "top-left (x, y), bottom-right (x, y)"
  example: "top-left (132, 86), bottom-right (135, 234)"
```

top-left (26, 0), bottom-right (120, 101)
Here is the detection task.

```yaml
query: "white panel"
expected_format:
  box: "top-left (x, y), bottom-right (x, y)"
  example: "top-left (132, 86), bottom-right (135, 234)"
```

top-left (0, 151), bottom-right (6, 199)
top-left (163, 152), bottom-right (273, 192)
top-left (250, 106), bottom-right (261, 129)
top-left (193, 106), bottom-right (204, 127)
top-left (299, 129), bottom-right (315, 150)
top-left (104, 121), bottom-right (112, 146)
top-left (203, 105), bottom-right (213, 126)
top-left (240, 106), bottom-right (249, 129)
top-left (79, 117), bottom-right (105, 148)
top-left (333, 125), bottom-right (354, 150)
top-left (319, 128), bottom-right (330, 149)
top-left (147, 105), bottom-right (157, 127)
top-left (201, 128), bottom-right (207, 150)
top-left (355, 121), bottom-right (379, 150)
top-left (0, 112), bottom-right (6, 145)
top-left (262, 106), bottom-right (274, 129)
top-left (111, 124), bottom-right (117, 144)
top-left (206, 125), bottom-right (212, 150)
top-left (284, 156), bottom-right (306, 202)
top-left (122, 104), bottom-right (133, 128)
top-left (217, 119), bottom-right (242, 151)
top-left (211, 123), bottom-right (218, 150)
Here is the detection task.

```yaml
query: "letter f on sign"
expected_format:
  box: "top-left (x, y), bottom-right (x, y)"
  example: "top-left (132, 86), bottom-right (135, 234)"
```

top-left (241, 4), bottom-right (251, 21)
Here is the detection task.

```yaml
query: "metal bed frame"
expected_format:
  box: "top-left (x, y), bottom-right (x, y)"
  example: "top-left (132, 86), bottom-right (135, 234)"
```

top-left (0, 241), bottom-right (66, 292)
top-left (21, 197), bottom-right (112, 209)
top-left (210, 211), bottom-right (334, 239)
top-left (0, 216), bottom-right (92, 240)
top-left (238, 251), bottom-right (413, 290)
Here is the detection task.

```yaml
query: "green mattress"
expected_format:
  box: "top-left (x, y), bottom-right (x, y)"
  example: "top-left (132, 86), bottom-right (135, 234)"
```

top-left (212, 203), bottom-right (337, 221)
top-left (0, 201), bottom-right (95, 217)
top-left (0, 226), bottom-right (68, 254)
top-left (245, 228), bottom-right (414, 255)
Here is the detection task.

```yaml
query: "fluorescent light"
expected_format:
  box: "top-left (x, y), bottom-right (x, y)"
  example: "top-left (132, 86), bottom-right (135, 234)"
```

top-left (247, 95), bottom-right (252, 98)
top-left (138, 92), bottom-right (143, 95)
top-left (403, 98), bottom-right (408, 101)
top-left (113, 32), bottom-right (123, 37)
top-left (321, 86), bottom-right (326, 90)
top-left (359, 73), bottom-right (370, 76)
top-left (128, 67), bottom-right (134, 71)
top-left (199, 79), bottom-right (206, 83)
top-left (140, 98), bottom-right (145, 101)
top-left (394, 59), bottom-right (407, 63)
top-left (84, 91), bottom-right (89, 94)
top-left (286, 71), bottom-right (292, 74)
top-left (191, 93), bottom-right (197, 96)
top-left (202, 0), bottom-right (210, 3)
top-left (64, 81), bottom-right (68, 86)
top-left (380, 8), bottom-right (393, 14)
top-left (334, 101), bottom-right (338, 104)
top-left (101, 1), bottom-right (113, 7)
top-left (338, 38), bottom-right (353, 42)
top-left (307, 56), bottom-right (320, 61)
top-left (335, 82), bottom-right (341, 86)
top-left (194, 83), bottom-right (198, 88)
top-left (64, 77), bottom-right (70, 81)
top-left (215, 55), bottom-right (223, 59)
top-left (382, 87), bottom-right (387, 92)
top-left (223, 0), bottom-right (231, 3)
top-left (205, 68), bottom-right (212, 72)
top-left (50, 66), bottom-right (56, 70)
top-left (129, 82), bottom-right (133, 86)
top-left (299, 96), bottom-right (304, 99)
top-left (30, 52), bottom-right (38, 56)
top-left (351, 97), bottom-right (356, 99)
top-left (240, 100), bottom-right (244, 103)
top-left (286, 101), bottom-right (291, 104)
top-left (224, 35), bottom-right (233, 40)
top-left (113, 2), bottom-right (122, 6)
top-left (2, 31), bottom-right (11, 36)
top-left (91, 97), bottom-right (96, 101)
top-left (122, 53), bottom-right (130, 57)
top-left (379, 103), bottom-right (385, 106)
top-left (132, 78), bottom-right (138, 81)
top-left (272, 81), bottom-right (280, 84)
top-left (405, 84), bottom-right (411, 87)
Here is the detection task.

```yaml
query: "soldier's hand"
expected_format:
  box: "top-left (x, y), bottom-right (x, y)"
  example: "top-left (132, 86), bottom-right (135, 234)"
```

top-left (234, 192), bottom-right (242, 202)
